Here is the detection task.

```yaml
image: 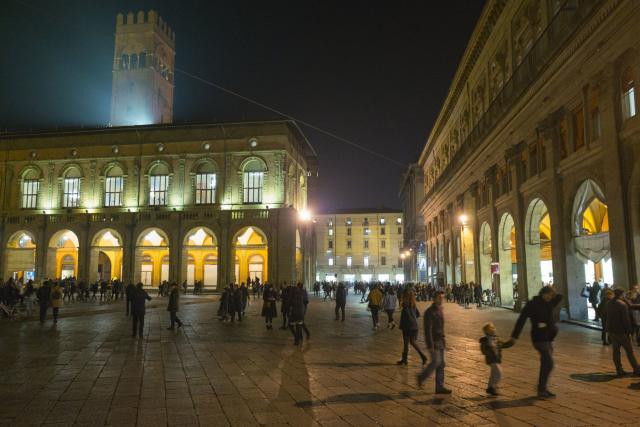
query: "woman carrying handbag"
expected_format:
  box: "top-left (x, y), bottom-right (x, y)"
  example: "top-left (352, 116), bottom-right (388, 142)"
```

top-left (397, 288), bottom-right (427, 366)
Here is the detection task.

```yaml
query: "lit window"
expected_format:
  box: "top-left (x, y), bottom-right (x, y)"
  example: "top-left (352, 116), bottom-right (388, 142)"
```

top-left (363, 256), bottom-right (369, 267)
top-left (380, 217), bottom-right (386, 225)
top-left (243, 159), bottom-right (265, 204)
top-left (623, 87), bottom-right (636, 119)
top-left (22, 179), bottom-right (40, 209)
top-left (346, 218), bottom-right (352, 225)
top-left (364, 227), bottom-right (370, 235)
top-left (328, 228), bottom-right (334, 236)
top-left (328, 257), bottom-right (334, 266)
top-left (396, 217), bottom-right (402, 224)
top-left (381, 240), bottom-right (386, 249)
top-left (195, 173), bottom-right (216, 204)
top-left (347, 256), bottom-right (352, 267)
top-left (149, 175), bottom-right (169, 206)
top-left (63, 178), bottom-right (80, 208)
top-left (104, 176), bottom-right (123, 207)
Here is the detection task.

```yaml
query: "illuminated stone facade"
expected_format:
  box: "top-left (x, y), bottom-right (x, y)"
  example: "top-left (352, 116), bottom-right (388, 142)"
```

top-left (418, 0), bottom-right (640, 319)
top-left (111, 10), bottom-right (175, 126)
top-left (315, 209), bottom-right (404, 283)
top-left (399, 164), bottom-right (426, 282)
top-left (0, 121), bottom-right (317, 289)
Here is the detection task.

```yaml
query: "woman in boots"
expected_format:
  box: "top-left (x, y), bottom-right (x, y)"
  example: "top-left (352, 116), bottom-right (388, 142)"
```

top-left (398, 288), bottom-right (427, 366)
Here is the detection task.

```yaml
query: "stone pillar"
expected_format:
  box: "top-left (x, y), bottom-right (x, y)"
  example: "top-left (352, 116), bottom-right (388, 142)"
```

top-left (506, 143), bottom-right (528, 311)
top-left (468, 181), bottom-right (480, 285)
top-left (78, 217), bottom-right (91, 282)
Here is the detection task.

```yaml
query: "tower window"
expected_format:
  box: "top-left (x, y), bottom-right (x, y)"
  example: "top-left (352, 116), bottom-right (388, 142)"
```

top-left (21, 179), bottom-right (40, 209)
top-left (120, 54), bottom-right (129, 70)
top-left (139, 52), bottom-right (146, 68)
top-left (130, 53), bottom-right (138, 69)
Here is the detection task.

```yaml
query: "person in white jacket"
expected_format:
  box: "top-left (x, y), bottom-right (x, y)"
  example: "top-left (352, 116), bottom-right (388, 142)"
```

top-left (383, 287), bottom-right (398, 329)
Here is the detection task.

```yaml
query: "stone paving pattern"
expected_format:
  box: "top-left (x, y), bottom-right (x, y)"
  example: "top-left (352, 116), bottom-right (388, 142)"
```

top-left (1, 293), bottom-right (639, 426)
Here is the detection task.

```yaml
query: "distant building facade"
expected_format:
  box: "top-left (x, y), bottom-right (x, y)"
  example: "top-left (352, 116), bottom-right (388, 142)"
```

top-left (416, 0), bottom-right (640, 320)
top-left (315, 209), bottom-right (404, 283)
top-left (399, 164), bottom-right (426, 282)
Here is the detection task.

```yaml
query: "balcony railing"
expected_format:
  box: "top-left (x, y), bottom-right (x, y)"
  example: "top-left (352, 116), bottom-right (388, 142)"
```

top-left (424, 0), bottom-right (600, 202)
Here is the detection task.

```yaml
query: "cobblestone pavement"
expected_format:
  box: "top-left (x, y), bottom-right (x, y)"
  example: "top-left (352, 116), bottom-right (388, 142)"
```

top-left (1, 293), bottom-right (639, 426)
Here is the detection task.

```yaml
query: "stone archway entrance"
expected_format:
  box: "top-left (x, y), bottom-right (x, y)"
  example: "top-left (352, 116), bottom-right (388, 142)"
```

top-left (232, 226), bottom-right (268, 284)
top-left (47, 230), bottom-right (79, 279)
top-left (135, 228), bottom-right (170, 287)
top-left (182, 227), bottom-right (218, 289)
top-left (5, 231), bottom-right (37, 282)
top-left (498, 213), bottom-right (516, 307)
top-left (90, 229), bottom-right (123, 282)
top-left (525, 199), bottom-right (553, 298)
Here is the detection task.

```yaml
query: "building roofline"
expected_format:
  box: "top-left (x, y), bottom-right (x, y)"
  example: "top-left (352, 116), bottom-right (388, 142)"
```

top-left (317, 207), bottom-right (403, 215)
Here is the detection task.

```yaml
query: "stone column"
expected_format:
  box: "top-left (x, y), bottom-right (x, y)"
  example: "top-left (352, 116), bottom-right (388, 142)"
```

top-left (506, 143), bottom-right (528, 311)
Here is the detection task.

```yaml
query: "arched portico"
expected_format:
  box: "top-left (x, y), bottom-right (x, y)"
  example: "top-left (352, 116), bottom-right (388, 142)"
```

top-left (182, 227), bottom-right (218, 289)
top-left (498, 213), bottom-right (516, 307)
top-left (135, 228), bottom-right (170, 287)
top-left (478, 222), bottom-right (493, 291)
top-left (232, 226), bottom-right (268, 284)
top-left (4, 231), bottom-right (37, 282)
top-left (47, 230), bottom-right (79, 279)
top-left (525, 198), bottom-right (553, 298)
top-left (90, 229), bottom-right (124, 282)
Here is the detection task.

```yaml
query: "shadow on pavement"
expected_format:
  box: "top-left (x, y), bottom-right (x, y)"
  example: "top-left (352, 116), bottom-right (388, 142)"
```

top-left (569, 372), bottom-right (617, 382)
top-left (629, 382), bottom-right (640, 390)
top-left (296, 392), bottom-right (394, 407)
top-left (483, 396), bottom-right (538, 409)
top-left (311, 362), bottom-right (396, 367)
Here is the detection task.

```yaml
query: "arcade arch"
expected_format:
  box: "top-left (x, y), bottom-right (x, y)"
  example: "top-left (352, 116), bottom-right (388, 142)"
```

top-left (135, 228), bottom-right (169, 286)
top-left (182, 227), bottom-right (218, 289)
top-left (525, 199), bottom-right (553, 298)
top-left (5, 231), bottom-right (37, 282)
top-left (233, 226), bottom-right (268, 284)
top-left (90, 229), bottom-right (123, 282)
top-left (498, 213), bottom-right (516, 306)
top-left (478, 222), bottom-right (493, 291)
top-left (47, 230), bottom-right (79, 279)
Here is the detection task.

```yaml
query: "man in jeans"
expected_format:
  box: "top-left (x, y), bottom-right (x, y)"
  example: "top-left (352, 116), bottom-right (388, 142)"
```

top-left (604, 288), bottom-right (640, 377)
top-left (509, 286), bottom-right (563, 398)
top-left (417, 290), bottom-right (451, 394)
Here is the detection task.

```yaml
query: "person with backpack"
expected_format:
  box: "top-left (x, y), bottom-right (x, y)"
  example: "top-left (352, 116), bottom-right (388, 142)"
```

top-left (383, 287), bottom-right (398, 329)
top-left (334, 282), bottom-right (347, 321)
top-left (366, 284), bottom-right (383, 330)
top-left (37, 281), bottom-right (52, 323)
top-left (479, 322), bottom-right (513, 396)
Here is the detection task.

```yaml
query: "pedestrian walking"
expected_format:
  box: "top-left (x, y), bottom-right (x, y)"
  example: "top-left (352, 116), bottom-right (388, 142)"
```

top-left (417, 290), bottom-right (451, 394)
top-left (51, 283), bottom-right (63, 324)
top-left (167, 283), bottom-right (183, 330)
top-left (509, 285), bottom-right (563, 398)
top-left (597, 289), bottom-right (614, 345)
top-left (334, 282), bottom-right (346, 321)
top-left (479, 322), bottom-right (513, 396)
top-left (261, 284), bottom-right (278, 329)
top-left (603, 288), bottom-right (640, 377)
top-left (280, 283), bottom-right (292, 330)
top-left (23, 281), bottom-right (36, 318)
top-left (288, 282), bottom-right (310, 345)
top-left (132, 283), bottom-right (151, 338)
top-left (383, 287), bottom-right (397, 329)
top-left (366, 284), bottom-right (383, 330)
top-left (125, 282), bottom-right (136, 316)
top-left (36, 281), bottom-right (52, 323)
top-left (397, 288), bottom-right (427, 366)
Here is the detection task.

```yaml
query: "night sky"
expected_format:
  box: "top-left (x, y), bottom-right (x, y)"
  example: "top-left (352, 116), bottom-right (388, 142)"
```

top-left (0, 0), bottom-right (485, 212)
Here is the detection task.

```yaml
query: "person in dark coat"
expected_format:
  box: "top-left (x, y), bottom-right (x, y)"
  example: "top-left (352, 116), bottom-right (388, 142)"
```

top-left (597, 289), bottom-right (614, 345)
top-left (604, 288), bottom-right (640, 377)
top-left (397, 288), bottom-right (427, 366)
top-left (334, 283), bottom-right (347, 321)
top-left (261, 284), bottom-right (278, 329)
top-left (132, 283), bottom-right (151, 338)
top-left (167, 283), bottom-right (183, 330)
top-left (288, 282), bottom-right (310, 345)
top-left (230, 285), bottom-right (243, 322)
top-left (509, 285), bottom-right (563, 398)
top-left (240, 283), bottom-right (249, 315)
top-left (218, 286), bottom-right (231, 321)
top-left (417, 290), bottom-right (450, 394)
top-left (125, 282), bottom-right (136, 316)
top-left (280, 283), bottom-right (292, 330)
top-left (36, 281), bottom-right (52, 323)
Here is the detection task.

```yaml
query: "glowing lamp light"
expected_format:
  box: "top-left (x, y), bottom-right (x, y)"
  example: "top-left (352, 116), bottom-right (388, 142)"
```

top-left (299, 209), bottom-right (312, 222)
top-left (400, 254), bottom-right (406, 259)
top-left (459, 214), bottom-right (469, 225)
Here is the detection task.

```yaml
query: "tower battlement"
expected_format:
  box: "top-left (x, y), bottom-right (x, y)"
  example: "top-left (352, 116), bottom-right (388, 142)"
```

top-left (115, 10), bottom-right (175, 45)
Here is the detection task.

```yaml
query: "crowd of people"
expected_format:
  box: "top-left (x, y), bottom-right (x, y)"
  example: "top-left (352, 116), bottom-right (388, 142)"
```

top-left (4, 274), bottom-right (640, 398)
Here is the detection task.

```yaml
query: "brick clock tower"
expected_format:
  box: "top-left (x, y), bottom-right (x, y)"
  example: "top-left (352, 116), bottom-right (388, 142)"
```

top-left (110, 10), bottom-right (175, 126)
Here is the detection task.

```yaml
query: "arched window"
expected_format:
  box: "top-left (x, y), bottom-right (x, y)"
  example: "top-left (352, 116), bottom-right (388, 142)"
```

top-left (130, 53), bottom-right (138, 69)
top-left (21, 168), bottom-right (41, 209)
top-left (622, 66), bottom-right (636, 120)
top-left (139, 52), bottom-right (146, 68)
top-left (149, 163), bottom-right (169, 206)
top-left (195, 162), bottom-right (216, 205)
top-left (105, 165), bottom-right (124, 207)
top-left (120, 54), bottom-right (129, 70)
top-left (62, 167), bottom-right (81, 208)
top-left (242, 159), bottom-right (265, 204)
